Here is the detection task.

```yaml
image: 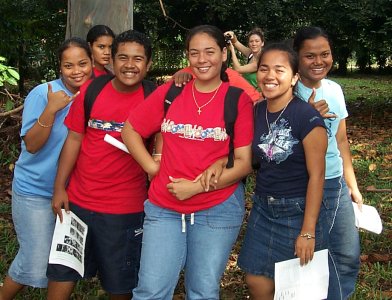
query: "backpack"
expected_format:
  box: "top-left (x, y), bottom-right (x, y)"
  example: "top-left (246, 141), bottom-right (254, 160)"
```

top-left (83, 74), bottom-right (157, 128)
top-left (163, 82), bottom-right (243, 169)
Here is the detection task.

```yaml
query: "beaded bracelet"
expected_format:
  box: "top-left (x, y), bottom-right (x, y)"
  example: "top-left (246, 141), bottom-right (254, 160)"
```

top-left (37, 117), bottom-right (54, 128)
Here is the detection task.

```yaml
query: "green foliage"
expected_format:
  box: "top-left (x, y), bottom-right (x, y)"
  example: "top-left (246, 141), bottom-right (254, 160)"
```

top-left (0, 56), bottom-right (19, 87)
top-left (0, 0), bottom-right (67, 92)
top-left (134, 0), bottom-right (392, 75)
top-left (0, 56), bottom-right (20, 112)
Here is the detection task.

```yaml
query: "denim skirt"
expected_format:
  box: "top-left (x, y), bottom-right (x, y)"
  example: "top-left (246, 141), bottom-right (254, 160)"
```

top-left (237, 194), bottom-right (328, 279)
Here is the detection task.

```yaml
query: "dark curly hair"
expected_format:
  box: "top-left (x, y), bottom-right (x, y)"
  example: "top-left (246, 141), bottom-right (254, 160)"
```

top-left (111, 29), bottom-right (152, 61)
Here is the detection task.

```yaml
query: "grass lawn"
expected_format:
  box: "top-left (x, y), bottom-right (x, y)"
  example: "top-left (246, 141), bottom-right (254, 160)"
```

top-left (0, 74), bottom-right (391, 299)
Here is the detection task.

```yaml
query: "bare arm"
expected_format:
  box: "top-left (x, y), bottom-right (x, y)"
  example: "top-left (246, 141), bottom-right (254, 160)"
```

top-left (208, 145), bottom-right (252, 189)
top-left (121, 120), bottom-right (159, 177)
top-left (229, 43), bottom-right (258, 74)
top-left (233, 40), bottom-right (252, 57)
top-left (168, 145), bottom-right (252, 200)
top-left (52, 130), bottom-right (83, 222)
top-left (24, 84), bottom-right (78, 153)
top-left (224, 30), bottom-right (252, 57)
top-left (336, 119), bottom-right (363, 207)
top-left (296, 126), bottom-right (327, 266)
top-left (152, 133), bottom-right (163, 163)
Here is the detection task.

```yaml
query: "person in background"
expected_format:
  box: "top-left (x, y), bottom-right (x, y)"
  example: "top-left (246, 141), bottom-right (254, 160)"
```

top-left (46, 30), bottom-right (153, 300)
top-left (293, 26), bottom-right (361, 300)
top-left (122, 24), bottom-right (253, 299)
top-left (237, 42), bottom-right (329, 299)
top-left (225, 27), bottom-right (265, 89)
top-left (0, 37), bottom-right (92, 300)
top-left (86, 24), bottom-right (115, 77)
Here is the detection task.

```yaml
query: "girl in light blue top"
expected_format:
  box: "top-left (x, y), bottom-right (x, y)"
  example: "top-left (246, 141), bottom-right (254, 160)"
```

top-left (0, 37), bottom-right (92, 299)
top-left (294, 26), bottom-right (361, 300)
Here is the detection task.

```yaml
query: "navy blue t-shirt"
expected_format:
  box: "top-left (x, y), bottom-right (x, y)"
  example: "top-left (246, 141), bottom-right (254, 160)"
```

top-left (253, 97), bottom-right (325, 198)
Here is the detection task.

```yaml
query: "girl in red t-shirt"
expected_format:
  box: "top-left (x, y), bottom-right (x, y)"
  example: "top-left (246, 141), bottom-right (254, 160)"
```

top-left (122, 25), bottom-right (253, 299)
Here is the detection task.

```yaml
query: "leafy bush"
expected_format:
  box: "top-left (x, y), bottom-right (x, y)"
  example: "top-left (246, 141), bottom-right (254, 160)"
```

top-left (0, 56), bottom-right (20, 87)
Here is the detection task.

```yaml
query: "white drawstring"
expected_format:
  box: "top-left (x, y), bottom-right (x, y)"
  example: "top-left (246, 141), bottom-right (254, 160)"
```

top-left (181, 213), bottom-right (186, 233)
top-left (181, 213), bottom-right (195, 232)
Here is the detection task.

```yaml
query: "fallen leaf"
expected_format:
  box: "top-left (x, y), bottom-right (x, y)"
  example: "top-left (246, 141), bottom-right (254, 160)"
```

top-left (360, 254), bottom-right (368, 262)
top-left (368, 163), bottom-right (377, 171)
top-left (367, 253), bottom-right (392, 263)
top-left (366, 185), bottom-right (376, 191)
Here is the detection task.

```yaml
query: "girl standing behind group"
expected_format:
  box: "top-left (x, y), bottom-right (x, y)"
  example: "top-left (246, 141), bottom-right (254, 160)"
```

top-left (0, 38), bottom-right (92, 300)
top-left (122, 24), bottom-right (254, 299)
top-left (86, 24), bottom-right (115, 77)
top-left (225, 27), bottom-right (265, 89)
top-left (237, 43), bottom-right (328, 299)
top-left (293, 26), bottom-right (361, 300)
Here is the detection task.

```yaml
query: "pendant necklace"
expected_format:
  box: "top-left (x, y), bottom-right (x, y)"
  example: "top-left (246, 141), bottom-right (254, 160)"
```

top-left (192, 80), bottom-right (222, 115)
top-left (265, 99), bottom-right (292, 157)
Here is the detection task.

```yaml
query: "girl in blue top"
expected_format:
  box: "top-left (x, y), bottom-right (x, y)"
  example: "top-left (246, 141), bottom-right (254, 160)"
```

top-left (237, 43), bottom-right (328, 299)
top-left (0, 37), bottom-right (92, 299)
top-left (293, 26), bottom-right (361, 300)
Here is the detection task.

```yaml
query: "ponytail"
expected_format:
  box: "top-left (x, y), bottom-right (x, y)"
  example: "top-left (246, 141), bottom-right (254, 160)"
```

top-left (221, 62), bottom-right (229, 82)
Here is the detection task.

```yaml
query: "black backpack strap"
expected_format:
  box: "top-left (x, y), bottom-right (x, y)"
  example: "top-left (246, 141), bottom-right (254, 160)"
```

top-left (251, 101), bottom-right (263, 170)
top-left (84, 74), bottom-right (114, 128)
top-left (164, 82), bottom-right (184, 116)
top-left (142, 80), bottom-right (157, 98)
top-left (224, 86), bottom-right (243, 168)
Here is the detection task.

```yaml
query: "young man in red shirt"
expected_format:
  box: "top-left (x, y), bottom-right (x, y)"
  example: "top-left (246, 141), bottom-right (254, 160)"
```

top-left (47, 30), bottom-right (153, 300)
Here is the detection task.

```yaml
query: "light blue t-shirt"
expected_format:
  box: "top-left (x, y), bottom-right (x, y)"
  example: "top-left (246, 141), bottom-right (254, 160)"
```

top-left (13, 79), bottom-right (73, 197)
top-left (296, 79), bottom-right (348, 179)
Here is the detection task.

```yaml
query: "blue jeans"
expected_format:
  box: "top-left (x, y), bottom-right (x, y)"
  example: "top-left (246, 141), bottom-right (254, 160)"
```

top-left (132, 184), bottom-right (245, 300)
top-left (8, 187), bottom-right (56, 288)
top-left (324, 177), bottom-right (360, 300)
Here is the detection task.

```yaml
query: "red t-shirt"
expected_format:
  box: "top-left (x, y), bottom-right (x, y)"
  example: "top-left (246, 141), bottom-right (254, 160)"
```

top-left (93, 67), bottom-right (111, 77)
top-left (129, 80), bottom-right (253, 214)
top-left (64, 81), bottom-right (147, 214)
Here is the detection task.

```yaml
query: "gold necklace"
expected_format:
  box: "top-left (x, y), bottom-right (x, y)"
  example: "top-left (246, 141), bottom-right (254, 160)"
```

top-left (192, 80), bottom-right (222, 115)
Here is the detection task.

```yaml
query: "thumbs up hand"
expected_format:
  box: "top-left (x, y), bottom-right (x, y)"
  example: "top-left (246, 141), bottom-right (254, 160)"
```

top-left (308, 88), bottom-right (337, 119)
top-left (47, 83), bottom-right (80, 113)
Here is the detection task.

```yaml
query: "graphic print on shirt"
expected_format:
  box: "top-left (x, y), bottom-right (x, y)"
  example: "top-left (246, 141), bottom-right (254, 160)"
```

top-left (257, 118), bottom-right (299, 164)
top-left (161, 118), bottom-right (228, 141)
top-left (324, 112), bottom-right (337, 138)
top-left (88, 119), bottom-right (124, 132)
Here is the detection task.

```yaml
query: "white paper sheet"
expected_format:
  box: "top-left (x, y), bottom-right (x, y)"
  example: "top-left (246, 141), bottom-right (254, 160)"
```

top-left (48, 210), bottom-right (88, 277)
top-left (104, 134), bottom-right (129, 153)
top-left (274, 249), bottom-right (329, 300)
top-left (352, 203), bottom-right (383, 234)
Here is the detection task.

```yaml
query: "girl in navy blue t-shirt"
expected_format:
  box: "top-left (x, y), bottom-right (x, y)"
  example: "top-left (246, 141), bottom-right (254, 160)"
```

top-left (238, 43), bottom-right (329, 299)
